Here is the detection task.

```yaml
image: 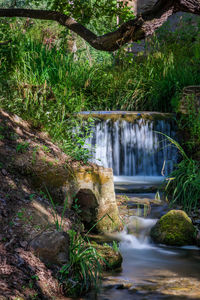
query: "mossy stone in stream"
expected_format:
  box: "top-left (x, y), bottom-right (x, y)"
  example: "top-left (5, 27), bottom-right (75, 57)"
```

top-left (92, 242), bottom-right (122, 270)
top-left (150, 210), bottom-right (196, 246)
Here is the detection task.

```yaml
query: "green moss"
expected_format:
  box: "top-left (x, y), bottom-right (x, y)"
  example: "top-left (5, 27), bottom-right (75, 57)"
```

top-left (150, 210), bottom-right (196, 246)
top-left (92, 243), bottom-right (122, 270)
top-left (96, 210), bottom-right (123, 234)
top-left (80, 112), bottom-right (174, 123)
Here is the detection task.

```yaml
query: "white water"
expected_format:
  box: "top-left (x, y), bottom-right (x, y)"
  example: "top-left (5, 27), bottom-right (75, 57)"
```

top-left (86, 118), bottom-right (178, 177)
top-left (110, 217), bottom-right (157, 250)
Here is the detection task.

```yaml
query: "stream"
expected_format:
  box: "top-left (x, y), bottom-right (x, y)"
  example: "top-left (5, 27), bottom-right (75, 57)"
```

top-left (83, 112), bottom-right (200, 299)
top-left (88, 192), bottom-right (200, 300)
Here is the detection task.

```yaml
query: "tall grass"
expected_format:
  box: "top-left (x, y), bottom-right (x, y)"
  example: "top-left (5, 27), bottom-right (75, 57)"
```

top-left (162, 134), bottom-right (200, 212)
top-left (0, 18), bottom-right (200, 159)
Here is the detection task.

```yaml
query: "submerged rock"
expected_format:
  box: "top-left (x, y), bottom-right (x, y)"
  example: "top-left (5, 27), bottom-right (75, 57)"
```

top-left (150, 210), bottom-right (196, 246)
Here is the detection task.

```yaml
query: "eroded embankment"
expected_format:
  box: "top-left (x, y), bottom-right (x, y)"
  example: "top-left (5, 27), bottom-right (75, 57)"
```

top-left (0, 109), bottom-right (121, 299)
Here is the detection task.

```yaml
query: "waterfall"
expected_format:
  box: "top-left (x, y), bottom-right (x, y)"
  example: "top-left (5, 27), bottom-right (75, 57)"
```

top-left (85, 113), bottom-right (177, 178)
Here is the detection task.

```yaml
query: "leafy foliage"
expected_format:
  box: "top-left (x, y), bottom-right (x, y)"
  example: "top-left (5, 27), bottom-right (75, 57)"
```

top-left (0, 0), bottom-right (134, 35)
top-left (31, 0), bottom-right (133, 26)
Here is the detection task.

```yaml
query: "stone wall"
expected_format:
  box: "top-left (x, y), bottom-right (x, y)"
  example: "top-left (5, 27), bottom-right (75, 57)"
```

top-left (74, 166), bottom-right (122, 233)
top-left (20, 158), bottom-right (122, 233)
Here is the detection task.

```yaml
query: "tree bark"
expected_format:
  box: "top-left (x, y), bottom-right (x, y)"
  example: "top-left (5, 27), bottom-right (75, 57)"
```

top-left (0, 0), bottom-right (200, 51)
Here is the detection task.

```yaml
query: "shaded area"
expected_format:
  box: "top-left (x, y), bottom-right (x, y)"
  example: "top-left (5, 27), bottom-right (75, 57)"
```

top-left (0, 109), bottom-right (79, 299)
top-left (74, 189), bottom-right (98, 230)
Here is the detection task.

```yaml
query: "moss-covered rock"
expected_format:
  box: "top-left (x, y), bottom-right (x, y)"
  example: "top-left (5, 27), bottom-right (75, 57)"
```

top-left (150, 210), bottom-right (196, 246)
top-left (92, 243), bottom-right (122, 270)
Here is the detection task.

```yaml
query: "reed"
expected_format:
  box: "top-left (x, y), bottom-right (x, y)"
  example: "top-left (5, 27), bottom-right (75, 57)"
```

top-left (160, 133), bottom-right (200, 212)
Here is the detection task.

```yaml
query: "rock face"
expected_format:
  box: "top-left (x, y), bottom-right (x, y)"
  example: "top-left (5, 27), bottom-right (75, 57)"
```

top-left (74, 167), bottom-right (122, 233)
top-left (30, 230), bottom-right (69, 265)
top-left (135, 0), bottom-right (157, 13)
top-left (150, 210), bottom-right (196, 246)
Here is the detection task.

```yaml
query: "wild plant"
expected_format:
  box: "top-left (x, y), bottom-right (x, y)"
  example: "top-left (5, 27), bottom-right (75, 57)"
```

top-left (112, 240), bottom-right (119, 253)
top-left (72, 198), bottom-right (82, 214)
top-left (45, 187), bottom-right (68, 231)
top-left (16, 142), bottom-right (29, 153)
top-left (160, 133), bottom-right (200, 212)
top-left (178, 94), bottom-right (200, 154)
top-left (59, 229), bottom-right (102, 297)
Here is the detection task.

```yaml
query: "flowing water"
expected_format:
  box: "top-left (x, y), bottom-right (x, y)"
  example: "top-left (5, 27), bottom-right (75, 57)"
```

top-left (83, 112), bottom-right (200, 299)
top-left (87, 202), bottom-right (200, 299)
top-left (85, 114), bottom-right (177, 177)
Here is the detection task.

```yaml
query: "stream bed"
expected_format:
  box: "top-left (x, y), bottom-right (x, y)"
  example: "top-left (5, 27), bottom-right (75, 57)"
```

top-left (87, 193), bottom-right (200, 300)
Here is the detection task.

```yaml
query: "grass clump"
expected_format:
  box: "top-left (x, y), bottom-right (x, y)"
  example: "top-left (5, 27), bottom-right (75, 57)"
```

top-left (59, 230), bottom-right (102, 297)
top-left (163, 134), bottom-right (200, 212)
top-left (178, 93), bottom-right (200, 156)
top-left (166, 158), bottom-right (200, 212)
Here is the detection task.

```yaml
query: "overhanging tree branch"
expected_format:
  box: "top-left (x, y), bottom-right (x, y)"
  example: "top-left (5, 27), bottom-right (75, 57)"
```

top-left (0, 0), bottom-right (200, 52)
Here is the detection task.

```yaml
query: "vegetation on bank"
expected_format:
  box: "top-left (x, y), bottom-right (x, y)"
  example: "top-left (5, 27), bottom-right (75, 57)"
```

top-left (0, 16), bottom-right (200, 161)
top-left (163, 135), bottom-right (200, 212)
top-left (1, 17), bottom-right (200, 112)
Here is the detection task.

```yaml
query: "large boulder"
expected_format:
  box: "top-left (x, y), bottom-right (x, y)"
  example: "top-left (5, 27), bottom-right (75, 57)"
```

top-left (150, 210), bottom-right (196, 246)
top-left (30, 230), bottom-right (69, 265)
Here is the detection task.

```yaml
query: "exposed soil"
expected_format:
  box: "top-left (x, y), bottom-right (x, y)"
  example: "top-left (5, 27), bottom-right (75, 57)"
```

top-left (0, 109), bottom-right (81, 299)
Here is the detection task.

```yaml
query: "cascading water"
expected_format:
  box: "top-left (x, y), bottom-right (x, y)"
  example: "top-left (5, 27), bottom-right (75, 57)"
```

top-left (85, 113), bottom-right (178, 178)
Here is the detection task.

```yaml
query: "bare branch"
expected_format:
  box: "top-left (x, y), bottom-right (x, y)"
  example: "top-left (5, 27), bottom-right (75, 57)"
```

top-left (0, 0), bottom-right (200, 51)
